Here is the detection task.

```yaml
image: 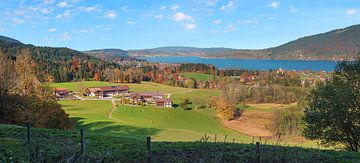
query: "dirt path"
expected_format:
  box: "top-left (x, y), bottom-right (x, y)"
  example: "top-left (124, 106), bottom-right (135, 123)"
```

top-left (108, 100), bottom-right (117, 120)
top-left (167, 90), bottom-right (193, 98)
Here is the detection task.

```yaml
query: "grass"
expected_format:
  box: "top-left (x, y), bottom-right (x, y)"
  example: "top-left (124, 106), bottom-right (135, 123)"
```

top-left (1, 124), bottom-right (359, 162)
top-left (50, 81), bottom-right (221, 107)
top-left (181, 72), bottom-right (217, 81)
top-left (50, 81), bottom-right (191, 93)
top-left (240, 103), bottom-right (297, 113)
top-left (60, 100), bottom-right (250, 142)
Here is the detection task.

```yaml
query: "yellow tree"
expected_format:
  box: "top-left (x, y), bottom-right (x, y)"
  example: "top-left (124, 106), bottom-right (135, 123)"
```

top-left (0, 52), bottom-right (15, 95)
top-left (14, 49), bottom-right (38, 96)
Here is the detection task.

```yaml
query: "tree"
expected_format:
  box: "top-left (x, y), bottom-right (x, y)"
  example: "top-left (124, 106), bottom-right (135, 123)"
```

top-left (303, 61), bottom-right (360, 152)
top-left (0, 52), bottom-right (15, 95)
top-left (180, 98), bottom-right (190, 109)
top-left (14, 49), bottom-right (38, 96)
top-left (216, 85), bottom-right (240, 121)
top-left (77, 80), bottom-right (87, 96)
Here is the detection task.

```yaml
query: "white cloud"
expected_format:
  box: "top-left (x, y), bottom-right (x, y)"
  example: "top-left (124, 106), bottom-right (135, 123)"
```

top-left (268, 1), bottom-right (280, 8)
top-left (127, 19), bottom-right (135, 25)
top-left (56, 10), bottom-right (72, 19)
top-left (220, 0), bottom-right (236, 11)
top-left (224, 23), bottom-right (237, 32)
top-left (41, 8), bottom-right (52, 14)
top-left (78, 6), bottom-right (98, 12)
top-left (12, 18), bottom-right (24, 24)
top-left (238, 19), bottom-right (258, 25)
top-left (0, 28), bottom-right (6, 32)
top-left (48, 27), bottom-right (56, 32)
top-left (57, 1), bottom-right (69, 8)
top-left (80, 28), bottom-right (94, 33)
top-left (205, 0), bottom-right (219, 6)
top-left (61, 32), bottom-right (71, 41)
top-left (289, 8), bottom-right (298, 13)
top-left (121, 5), bottom-right (128, 11)
top-left (184, 23), bottom-right (196, 30)
top-left (213, 19), bottom-right (222, 24)
top-left (346, 8), bottom-right (358, 16)
top-left (160, 6), bottom-right (166, 10)
top-left (173, 12), bottom-right (193, 22)
top-left (154, 14), bottom-right (164, 19)
top-left (43, 0), bottom-right (56, 4)
top-left (104, 11), bottom-right (117, 19)
top-left (170, 5), bottom-right (180, 10)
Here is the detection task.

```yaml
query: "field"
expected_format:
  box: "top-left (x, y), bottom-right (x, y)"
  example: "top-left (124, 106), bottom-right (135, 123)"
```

top-left (53, 82), bottom-right (315, 145)
top-left (50, 81), bottom-right (220, 105)
top-left (3, 81), bottom-right (358, 161)
top-left (1, 124), bottom-right (360, 162)
top-left (60, 100), bottom-right (251, 142)
top-left (181, 72), bottom-right (217, 81)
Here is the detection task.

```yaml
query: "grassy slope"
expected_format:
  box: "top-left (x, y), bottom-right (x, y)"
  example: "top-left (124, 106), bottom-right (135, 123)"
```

top-left (50, 81), bottom-right (191, 93)
top-left (181, 72), bottom-right (217, 81)
top-left (1, 124), bottom-right (359, 162)
top-left (60, 100), bottom-right (249, 142)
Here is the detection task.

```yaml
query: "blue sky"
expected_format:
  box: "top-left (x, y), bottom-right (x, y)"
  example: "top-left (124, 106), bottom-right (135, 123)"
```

top-left (0, 0), bottom-right (360, 50)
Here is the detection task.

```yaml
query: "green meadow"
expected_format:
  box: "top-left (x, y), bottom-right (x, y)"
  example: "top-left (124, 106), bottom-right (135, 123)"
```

top-left (181, 72), bottom-right (217, 81)
top-left (51, 81), bottom-right (220, 106)
top-left (60, 100), bottom-right (251, 142)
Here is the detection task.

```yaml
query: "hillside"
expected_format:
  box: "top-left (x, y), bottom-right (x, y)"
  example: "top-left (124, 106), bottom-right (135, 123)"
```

top-left (268, 24), bottom-right (360, 60)
top-left (0, 35), bottom-right (115, 82)
top-left (1, 124), bottom-right (359, 162)
top-left (83, 49), bottom-right (131, 62)
top-left (129, 25), bottom-right (360, 60)
top-left (0, 35), bottom-right (22, 44)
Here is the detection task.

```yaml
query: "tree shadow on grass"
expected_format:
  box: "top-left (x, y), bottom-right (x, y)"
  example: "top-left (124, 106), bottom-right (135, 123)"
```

top-left (71, 117), bottom-right (160, 139)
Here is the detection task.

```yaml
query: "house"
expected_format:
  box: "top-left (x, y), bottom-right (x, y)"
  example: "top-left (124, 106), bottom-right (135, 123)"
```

top-left (86, 85), bottom-right (129, 98)
top-left (55, 88), bottom-right (70, 98)
top-left (130, 92), bottom-right (164, 104)
top-left (86, 88), bottom-right (103, 98)
top-left (155, 98), bottom-right (173, 108)
top-left (100, 86), bottom-right (130, 97)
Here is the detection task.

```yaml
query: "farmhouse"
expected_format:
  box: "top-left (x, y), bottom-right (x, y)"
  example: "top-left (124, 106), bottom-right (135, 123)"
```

top-left (155, 98), bottom-right (173, 108)
top-left (55, 88), bottom-right (70, 98)
top-left (130, 92), bottom-right (164, 104)
top-left (86, 85), bottom-right (129, 98)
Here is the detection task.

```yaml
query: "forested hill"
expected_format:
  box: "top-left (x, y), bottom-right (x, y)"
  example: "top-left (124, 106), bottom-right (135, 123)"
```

top-left (0, 35), bottom-right (116, 83)
top-left (83, 49), bottom-right (131, 62)
top-left (268, 24), bottom-right (360, 60)
top-left (0, 35), bottom-right (22, 44)
top-left (129, 25), bottom-right (360, 60)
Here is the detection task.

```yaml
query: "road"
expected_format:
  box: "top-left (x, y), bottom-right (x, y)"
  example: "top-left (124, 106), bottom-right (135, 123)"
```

top-left (167, 90), bottom-right (193, 98)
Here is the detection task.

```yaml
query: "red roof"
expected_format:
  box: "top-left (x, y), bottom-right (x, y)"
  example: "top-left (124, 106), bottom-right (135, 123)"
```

top-left (55, 88), bottom-right (68, 91)
top-left (155, 98), bottom-right (172, 103)
top-left (88, 85), bottom-right (129, 92)
top-left (130, 92), bottom-right (163, 98)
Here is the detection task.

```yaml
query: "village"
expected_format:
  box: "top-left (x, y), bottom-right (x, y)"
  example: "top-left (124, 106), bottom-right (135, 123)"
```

top-left (54, 85), bottom-right (173, 108)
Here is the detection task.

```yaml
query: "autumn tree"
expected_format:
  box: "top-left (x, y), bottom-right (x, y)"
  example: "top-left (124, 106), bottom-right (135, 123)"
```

top-left (216, 85), bottom-right (240, 121)
top-left (0, 49), bottom-right (73, 130)
top-left (0, 52), bottom-right (15, 95)
top-left (77, 80), bottom-right (87, 96)
top-left (304, 61), bottom-right (360, 152)
top-left (14, 49), bottom-right (38, 96)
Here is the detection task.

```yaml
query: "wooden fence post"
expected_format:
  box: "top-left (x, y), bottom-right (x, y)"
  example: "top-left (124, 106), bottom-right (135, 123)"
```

top-left (80, 128), bottom-right (85, 153)
top-left (256, 142), bottom-right (261, 163)
top-left (26, 123), bottom-right (31, 144)
top-left (147, 136), bottom-right (152, 161)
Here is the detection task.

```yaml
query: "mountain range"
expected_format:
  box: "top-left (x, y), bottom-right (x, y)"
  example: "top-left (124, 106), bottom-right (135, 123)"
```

top-left (1, 24), bottom-right (360, 61)
top-left (129, 24), bottom-right (360, 60)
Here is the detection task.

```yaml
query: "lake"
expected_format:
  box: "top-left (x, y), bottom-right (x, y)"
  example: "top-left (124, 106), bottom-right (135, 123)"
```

top-left (144, 56), bottom-right (338, 71)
